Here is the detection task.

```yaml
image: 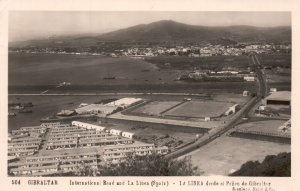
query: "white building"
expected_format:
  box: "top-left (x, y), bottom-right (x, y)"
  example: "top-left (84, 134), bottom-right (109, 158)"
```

top-left (243, 91), bottom-right (249, 97)
top-left (109, 129), bottom-right (122, 136)
top-left (105, 98), bottom-right (143, 108)
top-left (121, 132), bottom-right (135, 139)
top-left (40, 122), bottom-right (61, 128)
top-left (75, 104), bottom-right (116, 115)
top-left (244, 76), bottom-right (255, 82)
top-left (270, 88), bottom-right (277, 93)
top-left (224, 104), bottom-right (239, 116)
top-left (102, 143), bottom-right (168, 164)
top-left (204, 117), bottom-right (211, 122)
top-left (72, 121), bottom-right (106, 131)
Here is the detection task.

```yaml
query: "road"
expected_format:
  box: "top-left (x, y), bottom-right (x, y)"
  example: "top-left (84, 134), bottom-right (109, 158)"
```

top-left (165, 53), bottom-right (268, 159)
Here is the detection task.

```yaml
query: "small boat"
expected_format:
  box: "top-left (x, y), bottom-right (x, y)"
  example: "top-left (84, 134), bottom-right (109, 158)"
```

top-left (8, 113), bottom-right (16, 117)
top-left (19, 109), bottom-right (33, 113)
top-left (103, 76), bottom-right (116, 80)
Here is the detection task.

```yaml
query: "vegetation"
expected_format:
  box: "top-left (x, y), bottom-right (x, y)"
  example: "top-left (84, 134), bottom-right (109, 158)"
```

top-left (230, 152), bottom-right (291, 176)
top-left (67, 153), bottom-right (200, 176)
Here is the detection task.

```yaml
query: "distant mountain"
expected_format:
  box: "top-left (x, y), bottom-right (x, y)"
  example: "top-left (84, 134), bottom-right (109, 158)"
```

top-left (98, 20), bottom-right (291, 43)
top-left (10, 20), bottom-right (291, 48)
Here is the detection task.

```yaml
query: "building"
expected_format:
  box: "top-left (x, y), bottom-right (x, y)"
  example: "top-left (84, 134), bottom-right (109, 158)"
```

top-left (121, 132), bottom-right (135, 139)
top-left (270, 88), bottom-right (277, 93)
top-left (102, 143), bottom-right (169, 164)
top-left (9, 152), bottom-right (100, 176)
top-left (263, 91), bottom-right (291, 106)
top-left (109, 129), bottom-right (122, 136)
top-left (72, 121), bottom-right (106, 131)
top-left (258, 105), bottom-right (266, 111)
top-left (224, 104), bottom-right (239, 116)
top-left (244, 76), bottom-right (255, 82)
top-left (56, 110), bottom-right (76, 117)
top-left (204, 117), bottom-right (211, 122)
top-left (40, 122), bottom-right (61, 128)
top-left (105, 98), bottom-right (143, 108)
top-left (75, 104), bottom-right (116, 115)
top-left (243, 91), bottom-right (249, 97)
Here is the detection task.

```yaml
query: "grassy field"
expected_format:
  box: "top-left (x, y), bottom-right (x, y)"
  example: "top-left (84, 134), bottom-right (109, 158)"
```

top-left (131, 101), bottom-right (182, 116)
top-left (259, 53), bottom-right (291, 68)
top-left (145, 55), bottom-right (250, 70)
top-left (181, 136), bottom-right (291, 176)
top-left (261, 54), bottom-right (291, 91)
top-left (165, 101), bottom-right (233, 118)
top-left (235, 120), bottom-right (288, 135)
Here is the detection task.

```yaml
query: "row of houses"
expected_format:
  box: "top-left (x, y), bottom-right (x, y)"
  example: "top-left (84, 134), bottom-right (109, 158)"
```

top-left (8, 121), bottom-right (168, 176)
top-left (45, 121), bottom-right (135, 150)
top-left (8, 125), bottom-right (48, 157)
top-left (72, 121), bottom-right (135, 139)
top-left (8, 143), bottom-right (168, 176)
top-left (102, 143), bottom-right (168, 164)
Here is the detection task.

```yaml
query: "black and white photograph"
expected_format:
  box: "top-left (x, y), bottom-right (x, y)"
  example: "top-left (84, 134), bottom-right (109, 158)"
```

top-left (6, 10), bottom-right (292, 178)
top-left (2, 0), bottom-right (300, 190)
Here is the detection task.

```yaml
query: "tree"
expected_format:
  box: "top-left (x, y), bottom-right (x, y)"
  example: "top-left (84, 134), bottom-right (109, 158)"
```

top-left (72, 162), bottom-right (98, 176)
top-left (99, 153), bottom-right (200, 176)
top-left (230, 152), bottom-right (291, 177)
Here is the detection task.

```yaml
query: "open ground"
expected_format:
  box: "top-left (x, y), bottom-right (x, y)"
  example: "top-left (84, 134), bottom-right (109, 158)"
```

top-left (235, 120), bottom-right (289, 135)
top-left (181, 136), bottom-right (291, 176)
top-left (164, 101), bottom-right (233, 118)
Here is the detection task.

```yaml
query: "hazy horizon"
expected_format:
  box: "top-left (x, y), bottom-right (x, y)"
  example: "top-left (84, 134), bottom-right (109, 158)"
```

top-left (9, 11), bottom-right (291, 42)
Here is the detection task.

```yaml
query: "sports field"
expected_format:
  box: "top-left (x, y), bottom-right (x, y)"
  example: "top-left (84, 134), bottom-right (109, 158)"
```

top-left (235, 120), bottom-right (289, 135)
top-left (131, 101), bottom-right (182, 116)
top-left (164, 101), bottom-right (232, 118)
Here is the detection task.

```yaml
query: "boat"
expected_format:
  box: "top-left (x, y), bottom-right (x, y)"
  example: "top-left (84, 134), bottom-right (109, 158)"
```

top-left (103, 76), bottom-right (116, 80)
top-left (19, 109), bottom-right (33, 113)
top-left (8, 113), bottom-right (16, 117)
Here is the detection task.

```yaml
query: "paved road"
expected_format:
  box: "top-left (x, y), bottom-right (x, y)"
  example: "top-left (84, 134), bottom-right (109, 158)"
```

top-left (165, 53), bottom-right (268, 159)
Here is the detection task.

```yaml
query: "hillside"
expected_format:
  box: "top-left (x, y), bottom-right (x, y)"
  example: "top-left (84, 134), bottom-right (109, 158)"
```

top-left (230, 152), bottom-right (291, 177)
top-left (98, 20), bottom-right (291, 43)
top-left (10, 20), bottom-right (291, 48)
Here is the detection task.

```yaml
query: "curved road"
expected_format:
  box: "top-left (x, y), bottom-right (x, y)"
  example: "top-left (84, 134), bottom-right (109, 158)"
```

top-left (165, 53), bottom-right (268, 159)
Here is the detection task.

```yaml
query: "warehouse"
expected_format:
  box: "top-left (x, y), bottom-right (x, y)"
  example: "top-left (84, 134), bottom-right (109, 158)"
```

top-left (75, 104), bottom-right (116, 115)
top-left (263, 91), bottom-right (291, 106)
top-left (105, 97), bottom-right (143, 108)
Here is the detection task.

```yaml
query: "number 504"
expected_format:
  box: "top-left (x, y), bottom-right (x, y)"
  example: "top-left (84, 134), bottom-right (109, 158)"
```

top-left (12, 179), bottom-right (21, 185)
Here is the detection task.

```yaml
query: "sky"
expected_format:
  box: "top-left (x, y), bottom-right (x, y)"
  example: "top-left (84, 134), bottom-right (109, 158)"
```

top-left (9, 11), bottom-right (291, 42)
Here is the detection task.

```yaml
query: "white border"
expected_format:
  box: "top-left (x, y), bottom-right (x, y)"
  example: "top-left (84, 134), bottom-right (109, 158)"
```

top-left (0, 0), bottom-right (299, 191)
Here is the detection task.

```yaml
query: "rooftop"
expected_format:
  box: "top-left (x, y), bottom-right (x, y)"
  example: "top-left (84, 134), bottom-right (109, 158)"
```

top-left (266, 91), bottom-right (291, 101)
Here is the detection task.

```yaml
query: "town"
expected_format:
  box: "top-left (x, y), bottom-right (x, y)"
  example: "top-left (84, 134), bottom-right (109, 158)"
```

top-left (9, 43), bottom-right (291, 57)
